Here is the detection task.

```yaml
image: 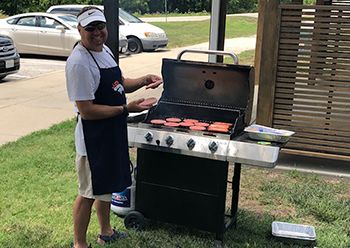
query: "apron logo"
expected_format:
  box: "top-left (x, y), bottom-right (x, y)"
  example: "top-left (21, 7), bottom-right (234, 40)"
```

top-left (112, 80), bottom-right (125, 94)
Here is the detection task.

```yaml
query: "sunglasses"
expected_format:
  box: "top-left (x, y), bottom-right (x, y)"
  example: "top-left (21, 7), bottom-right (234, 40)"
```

top-left (84, 23), bottom-right (106, 32)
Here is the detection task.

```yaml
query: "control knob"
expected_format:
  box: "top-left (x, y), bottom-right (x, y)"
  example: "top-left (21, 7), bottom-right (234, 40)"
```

top-left (187, 138), bottom-right (196, 150)
top-left (165, 135), bottom-right (174, 146)
top-left (144, 132), bottom-right (153, 142)
top-left (208, 141), bottom-right (218, 152)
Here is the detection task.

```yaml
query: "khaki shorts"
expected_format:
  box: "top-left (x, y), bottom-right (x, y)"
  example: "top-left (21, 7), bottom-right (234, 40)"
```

top-left (75, 154), bottom-right (112, 202)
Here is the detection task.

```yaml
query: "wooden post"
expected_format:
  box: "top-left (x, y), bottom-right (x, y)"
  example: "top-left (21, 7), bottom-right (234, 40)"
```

top-left (255, 0), bottom-right (281, 126)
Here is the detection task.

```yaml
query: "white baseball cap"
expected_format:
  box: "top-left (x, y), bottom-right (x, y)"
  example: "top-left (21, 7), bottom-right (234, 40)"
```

top-left (78, 9), bottom-right (106, 27)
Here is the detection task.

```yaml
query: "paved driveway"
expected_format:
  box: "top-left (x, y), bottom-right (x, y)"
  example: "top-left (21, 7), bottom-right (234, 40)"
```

top-left (2, 57), bottom-right (66, 82)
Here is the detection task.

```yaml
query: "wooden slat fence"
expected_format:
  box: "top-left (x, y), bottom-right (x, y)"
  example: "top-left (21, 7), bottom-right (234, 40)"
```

top-left (273, 4), bottom-right (350, 158)
top-left (332, 0), bottom-right (350, 5)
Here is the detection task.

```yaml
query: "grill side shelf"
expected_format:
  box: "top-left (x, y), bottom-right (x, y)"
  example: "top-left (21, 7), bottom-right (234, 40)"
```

top-left (227, 140), bottom-right (280, 168)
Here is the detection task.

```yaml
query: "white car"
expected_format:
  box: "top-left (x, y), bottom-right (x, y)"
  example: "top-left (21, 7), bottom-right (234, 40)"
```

top-left (47, 5), bottom-right (168, 54)
top-left (0, 12), bottom-right (128, 57)
top-left (118, 8), bottom-right (168, 53)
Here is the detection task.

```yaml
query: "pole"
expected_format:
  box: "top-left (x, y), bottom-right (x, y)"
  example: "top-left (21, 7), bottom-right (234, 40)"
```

top-left (165, 0), bottom-right (168, 23)
top-left (208, 0), bottom-right (228, 63)
top-left (104, 0), bottom-right (119, 63)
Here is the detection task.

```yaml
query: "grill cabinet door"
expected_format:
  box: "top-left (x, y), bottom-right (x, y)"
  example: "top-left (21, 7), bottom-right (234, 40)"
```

top-left (135, 148), bottom-right (229, 233)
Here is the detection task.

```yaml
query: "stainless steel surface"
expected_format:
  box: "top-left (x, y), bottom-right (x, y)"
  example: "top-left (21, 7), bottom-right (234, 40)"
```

top-left (227, 140), bottom-right (280, 168)
top-left (128, 125), bottom-right (280, 167)
top-left (177, 49), bottom-right (239, 65)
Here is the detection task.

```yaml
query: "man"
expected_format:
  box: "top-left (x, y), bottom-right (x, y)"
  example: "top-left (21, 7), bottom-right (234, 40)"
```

top-left (65, 6), bottom-right (162, 248)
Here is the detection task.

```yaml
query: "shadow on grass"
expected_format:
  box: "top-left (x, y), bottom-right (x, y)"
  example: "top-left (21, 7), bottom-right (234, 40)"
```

top-left (111, 209), bottom-right (306, 248)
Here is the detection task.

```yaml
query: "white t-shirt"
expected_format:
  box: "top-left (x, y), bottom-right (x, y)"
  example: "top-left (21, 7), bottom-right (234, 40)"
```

top-left (65, 43), bottom-right (119, 155)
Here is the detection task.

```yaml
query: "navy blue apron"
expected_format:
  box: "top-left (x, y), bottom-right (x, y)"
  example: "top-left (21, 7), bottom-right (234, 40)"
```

top-left (81, 48), bottom-right (131, 195)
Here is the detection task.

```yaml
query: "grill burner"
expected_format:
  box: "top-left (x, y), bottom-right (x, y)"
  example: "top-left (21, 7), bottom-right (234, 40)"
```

top-left (149, 117), bottom-right (230, 133)
top-left (144, 101), bottom-right (245, 137)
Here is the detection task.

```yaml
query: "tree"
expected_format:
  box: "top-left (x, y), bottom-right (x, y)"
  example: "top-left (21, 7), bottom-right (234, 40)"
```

top-left (148, 0), bottom-right (163, 13)
top-left (0, 0), bottom-right (30, 16)
top-left (0, 0), bottom-right (103, 15)
top-left (120, 0), bottom-right (150, 14)
top-left (227, 0), bottom-right (258, 14)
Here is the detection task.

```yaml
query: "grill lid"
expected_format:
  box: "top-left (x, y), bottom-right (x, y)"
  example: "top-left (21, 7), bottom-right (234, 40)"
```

top-left (161, 56), bottom-right (254, 112)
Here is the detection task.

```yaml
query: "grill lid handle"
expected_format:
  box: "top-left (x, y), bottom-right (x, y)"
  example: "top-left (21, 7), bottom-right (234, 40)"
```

top-left (177, 49), bottom-right (239, 65)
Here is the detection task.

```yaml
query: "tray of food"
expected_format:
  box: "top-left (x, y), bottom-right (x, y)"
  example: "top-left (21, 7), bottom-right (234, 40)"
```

top-left (244, 124), bottom-right (295, 143)
top-left (272, 221), bottom-right (316, 245)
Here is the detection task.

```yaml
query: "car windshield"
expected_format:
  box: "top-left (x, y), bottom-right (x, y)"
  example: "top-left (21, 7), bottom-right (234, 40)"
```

top-left (119, 8), bottom-right (143, 23)
top-left (57, 14), bottom-right (78, 28)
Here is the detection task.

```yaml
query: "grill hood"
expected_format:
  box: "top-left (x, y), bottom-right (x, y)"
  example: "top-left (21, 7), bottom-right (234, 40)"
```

top-left (161, 58), bottom-right (254, 111)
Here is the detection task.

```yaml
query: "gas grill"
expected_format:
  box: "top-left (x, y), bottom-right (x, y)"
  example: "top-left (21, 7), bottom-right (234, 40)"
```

top-left (125, 50), bottom-right (282, 244)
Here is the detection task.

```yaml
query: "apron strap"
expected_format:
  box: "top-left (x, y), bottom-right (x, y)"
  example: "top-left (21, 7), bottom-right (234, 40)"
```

top-left (85, 46), bottom-right (117, 69)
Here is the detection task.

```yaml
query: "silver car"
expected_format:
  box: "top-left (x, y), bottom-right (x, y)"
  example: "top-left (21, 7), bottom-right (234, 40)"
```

top-left (0, 12), bottom-right (128, 57)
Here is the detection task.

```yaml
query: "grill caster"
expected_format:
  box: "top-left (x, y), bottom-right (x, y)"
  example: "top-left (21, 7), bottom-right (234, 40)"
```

top-left (124, 211), bottom-right (145, 230)
top-left (213, 240), bottom-right (224, 248)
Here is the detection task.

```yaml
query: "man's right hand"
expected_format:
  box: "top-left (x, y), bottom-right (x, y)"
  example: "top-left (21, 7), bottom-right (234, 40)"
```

top-left (127, 98), bottom-right (152, 113)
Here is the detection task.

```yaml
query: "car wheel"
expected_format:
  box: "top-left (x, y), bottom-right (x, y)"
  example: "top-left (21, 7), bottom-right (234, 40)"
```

top-left (0, 75), bottom-right (6, 81)
top-left (127, 37), bottom-right (142, 54)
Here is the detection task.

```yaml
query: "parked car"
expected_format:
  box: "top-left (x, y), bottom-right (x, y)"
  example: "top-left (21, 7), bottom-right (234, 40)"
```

top-left (0, 35), bottom-right (20, 81)
top-left (0, 12), bottom-right (128, 57)
top-left (47, 5), bottom-right (168, 54)
top-left (57, 14), bottom-right (128, 54)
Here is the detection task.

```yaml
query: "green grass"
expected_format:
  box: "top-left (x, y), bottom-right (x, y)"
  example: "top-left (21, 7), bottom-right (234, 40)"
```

top-left (0, 120), bottom-right (349, 248)
top-left (151, 16), bottom-right (257, 48)
top-left (223, 49), bottom-right (255, 66)
top-left (137, 12), bottom-right (210, 18)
